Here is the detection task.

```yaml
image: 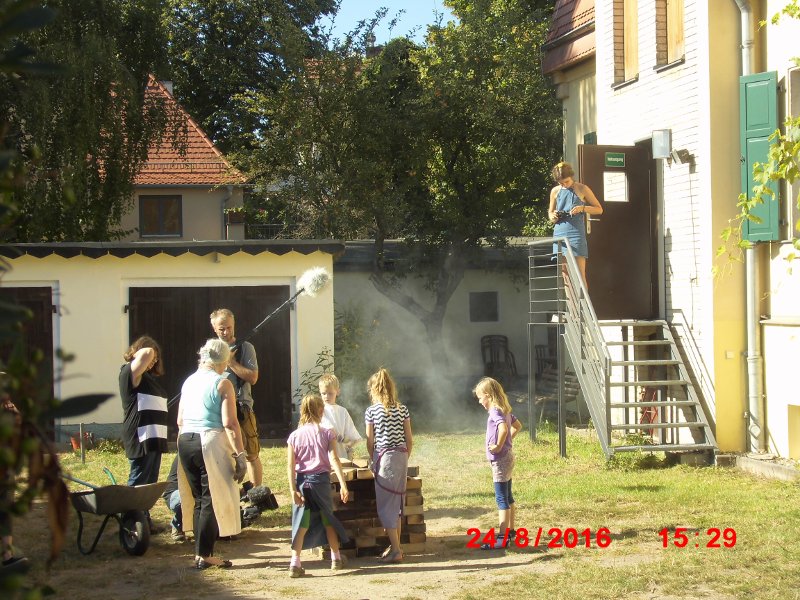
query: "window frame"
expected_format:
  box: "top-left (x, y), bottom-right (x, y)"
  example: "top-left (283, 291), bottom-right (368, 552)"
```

top-left (139, 194), bottom-right (183, 238)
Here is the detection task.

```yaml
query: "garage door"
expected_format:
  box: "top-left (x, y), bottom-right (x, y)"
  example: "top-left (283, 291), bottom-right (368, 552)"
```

top-left (127, 286), bottom-right (291, 439)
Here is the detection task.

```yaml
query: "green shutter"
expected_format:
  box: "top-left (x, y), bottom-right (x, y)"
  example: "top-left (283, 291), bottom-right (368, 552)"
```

top-left (740, 71), bottom-right (779, 242)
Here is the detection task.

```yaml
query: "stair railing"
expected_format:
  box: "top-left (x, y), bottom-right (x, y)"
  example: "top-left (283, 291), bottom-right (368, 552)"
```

top-left (528, 238), bottom-right (612, 456)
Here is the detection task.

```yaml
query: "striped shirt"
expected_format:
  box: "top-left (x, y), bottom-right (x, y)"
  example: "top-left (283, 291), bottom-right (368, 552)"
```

top-left (365, 403), bottom-right (410, 449)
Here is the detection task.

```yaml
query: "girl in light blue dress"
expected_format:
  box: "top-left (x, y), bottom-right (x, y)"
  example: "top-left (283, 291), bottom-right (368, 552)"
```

top-left (548, 161), bottom-right (603, 288)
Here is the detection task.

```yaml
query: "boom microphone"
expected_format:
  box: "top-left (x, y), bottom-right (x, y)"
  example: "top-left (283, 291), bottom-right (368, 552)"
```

top-left (168, 267), bottom-right (332, 408)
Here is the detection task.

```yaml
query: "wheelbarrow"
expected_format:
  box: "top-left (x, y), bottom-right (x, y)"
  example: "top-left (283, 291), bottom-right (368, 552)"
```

top-left (66, 473), bottom-right (168, 556)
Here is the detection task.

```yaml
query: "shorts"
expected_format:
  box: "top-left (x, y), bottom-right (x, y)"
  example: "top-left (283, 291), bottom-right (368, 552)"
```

top-left (490, 450), bottom-right (515, 483)
top-left (240, 407), bottom-right (261, 461)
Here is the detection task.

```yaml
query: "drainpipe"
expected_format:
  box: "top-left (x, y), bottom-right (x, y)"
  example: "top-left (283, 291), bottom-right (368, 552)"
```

top-left (220, 185), bottom-right (233, 240)
top-left (732, 0), bottom-right (765, 452)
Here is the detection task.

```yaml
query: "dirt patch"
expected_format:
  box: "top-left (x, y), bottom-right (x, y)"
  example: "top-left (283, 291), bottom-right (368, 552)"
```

top-left (21, 500), bottom-right (567, 600)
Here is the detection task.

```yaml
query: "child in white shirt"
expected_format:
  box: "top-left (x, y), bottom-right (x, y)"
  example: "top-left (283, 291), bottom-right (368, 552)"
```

top-left (319, 374), bottom-right (362, 461)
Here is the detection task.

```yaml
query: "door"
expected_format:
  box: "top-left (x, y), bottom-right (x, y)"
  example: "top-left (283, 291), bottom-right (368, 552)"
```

top-left (578, 143), bottom-right (657, 320)
top-left (0, 287), bottom-right (55, 433)
top-left (127, 286), bottom-right (292, 439)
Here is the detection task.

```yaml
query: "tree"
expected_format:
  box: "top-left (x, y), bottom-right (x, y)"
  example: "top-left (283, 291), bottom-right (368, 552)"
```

top-left (0, 0), bottom-right (174, 242)
top-left (369, 0), bottom-right (561, 365)
top-left (0, 4), bottom-right (112, 595)
top-left (161, 0), bottom-right (336, 158)
top-left (252, 0), bottom-right (561, 374)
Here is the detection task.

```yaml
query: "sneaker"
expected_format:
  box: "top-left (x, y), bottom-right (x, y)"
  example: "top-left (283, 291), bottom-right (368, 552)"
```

top-left (288, 565), bottom-right (305, 578)
top-left (331, 555), bottom-right (348, 570)
top-left (171, 527), bottom-right (186, 542)
top-left (1, 556), bottom-right (30, 574)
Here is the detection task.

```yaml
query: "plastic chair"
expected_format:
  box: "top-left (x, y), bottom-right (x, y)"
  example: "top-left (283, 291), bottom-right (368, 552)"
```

top-left (480, 335), bottom-right (518, 381)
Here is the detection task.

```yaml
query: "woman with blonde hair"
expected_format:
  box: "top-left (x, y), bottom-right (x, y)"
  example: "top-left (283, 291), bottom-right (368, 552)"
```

top-left (365, 367), bottom-right (413, 563)
top-left (547, 161), bottom-right (603, 288)
top-left (177, 338), bottom-right (247, 569)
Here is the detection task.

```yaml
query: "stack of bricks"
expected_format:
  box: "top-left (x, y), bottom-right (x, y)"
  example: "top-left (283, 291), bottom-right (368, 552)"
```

top-left (326, 458), bottom-right (426, 558)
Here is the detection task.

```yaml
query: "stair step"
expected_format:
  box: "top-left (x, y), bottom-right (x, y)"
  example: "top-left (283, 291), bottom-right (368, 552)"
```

top-left (609, 379), bottom-right (689, 387)
top-left (610, 360), bottom-right (680, 366)
top-left (609, 400), bottom-right (697, 408)
top-left (610, 422), bottom-right (706, 430)
top-left (599, 320), bottom-right (667, 327)
top-left (612, 444), bottom-right (716, 453)
top-left (606, 340), bottom-right (670, 346)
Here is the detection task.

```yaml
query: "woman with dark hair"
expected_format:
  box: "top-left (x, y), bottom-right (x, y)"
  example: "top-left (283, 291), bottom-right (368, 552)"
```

top-left (119, 335), bottom-right (168, 488)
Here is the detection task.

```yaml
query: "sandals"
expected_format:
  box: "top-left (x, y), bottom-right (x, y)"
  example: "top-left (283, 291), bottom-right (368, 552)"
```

top-left (379, 546), bottom-right (393, 559)
top-left (378, 550), bottom-right (404, 563)
top-left (195, 557), bottom-right (233, 570)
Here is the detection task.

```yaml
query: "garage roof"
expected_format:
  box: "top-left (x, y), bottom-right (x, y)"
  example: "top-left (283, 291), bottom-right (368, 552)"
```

top-left (0, 240), bottom-right (344, 259)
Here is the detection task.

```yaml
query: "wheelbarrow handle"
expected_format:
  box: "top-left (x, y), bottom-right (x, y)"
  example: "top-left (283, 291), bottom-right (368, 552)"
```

top-left (63, 473), bottom-right (99, 490)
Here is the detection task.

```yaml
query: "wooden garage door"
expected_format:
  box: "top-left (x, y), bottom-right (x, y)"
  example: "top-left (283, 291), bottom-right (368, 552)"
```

top-left (127, 286), bottom-right (291, 439)
top-left (0, 287), bottom-right (55, 434)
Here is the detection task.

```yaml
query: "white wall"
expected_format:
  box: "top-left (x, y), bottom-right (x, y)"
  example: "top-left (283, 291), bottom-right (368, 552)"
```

top-left (1, 250), bottom-right (334, 425)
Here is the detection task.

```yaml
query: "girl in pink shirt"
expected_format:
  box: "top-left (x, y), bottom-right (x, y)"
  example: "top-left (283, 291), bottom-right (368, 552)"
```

top-left (287, 394), bottom-right (350, 577)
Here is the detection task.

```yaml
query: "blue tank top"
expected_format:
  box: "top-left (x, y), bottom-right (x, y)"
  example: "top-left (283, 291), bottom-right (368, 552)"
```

top-left (180, 368), bottom-right (225, 432)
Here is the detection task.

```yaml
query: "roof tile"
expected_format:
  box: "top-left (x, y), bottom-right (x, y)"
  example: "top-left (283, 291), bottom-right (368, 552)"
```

top-left (135, 78), bottom-right (247, 186)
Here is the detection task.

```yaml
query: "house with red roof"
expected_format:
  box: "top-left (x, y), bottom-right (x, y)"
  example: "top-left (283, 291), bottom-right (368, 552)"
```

top-left (118, 78), bottom-right (248, 241)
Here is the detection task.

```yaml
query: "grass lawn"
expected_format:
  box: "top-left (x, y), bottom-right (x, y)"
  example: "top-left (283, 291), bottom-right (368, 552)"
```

top-left (30, 428), bottom-right (800, 599)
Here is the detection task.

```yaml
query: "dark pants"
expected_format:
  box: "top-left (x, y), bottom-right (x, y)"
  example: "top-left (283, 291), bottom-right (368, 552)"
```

top-left (127, 451), bottom-right (162, 487)
top-left (178, 432), bottom-right (218, 557)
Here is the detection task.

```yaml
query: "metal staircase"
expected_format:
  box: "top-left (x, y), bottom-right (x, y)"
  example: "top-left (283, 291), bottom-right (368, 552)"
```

top-left (528, 239), bottom-right (717, 458)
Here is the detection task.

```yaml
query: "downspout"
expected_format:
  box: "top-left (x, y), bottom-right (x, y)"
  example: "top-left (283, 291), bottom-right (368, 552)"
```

top-left (220, 185), bottom-right (233, 240)
top-left (732, 0), bottom-right (765, 452)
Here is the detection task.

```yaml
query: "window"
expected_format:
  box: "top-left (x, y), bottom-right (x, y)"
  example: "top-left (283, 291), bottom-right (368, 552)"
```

top-left (469, 292), bottom-right (499, 322)
top-left (656, 0), bottom-right (684, 67)
top-left (139, 195), bottom-right (182, 237)
top-left (613, 0), bottom-right (639, 84)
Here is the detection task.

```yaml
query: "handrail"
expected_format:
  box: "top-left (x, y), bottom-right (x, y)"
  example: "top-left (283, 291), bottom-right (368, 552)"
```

top-left (528, 238), bottom-right (612, 455)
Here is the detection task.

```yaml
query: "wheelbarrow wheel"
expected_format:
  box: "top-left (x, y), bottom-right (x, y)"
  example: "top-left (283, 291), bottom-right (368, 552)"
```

top-left (119, 510), bottom-right (150, 556)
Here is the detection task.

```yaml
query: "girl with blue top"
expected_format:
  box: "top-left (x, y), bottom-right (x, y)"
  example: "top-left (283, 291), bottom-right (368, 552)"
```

top-left (474, 377), bottom-right (522, 550)
top-left (548, 161), bottom-right (603, 288)
top-left (177, 338), bottom-right (247, 570)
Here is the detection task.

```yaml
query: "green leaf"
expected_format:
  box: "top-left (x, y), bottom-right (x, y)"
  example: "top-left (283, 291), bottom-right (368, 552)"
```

top-left (46, 394), bottom-right (113, 419)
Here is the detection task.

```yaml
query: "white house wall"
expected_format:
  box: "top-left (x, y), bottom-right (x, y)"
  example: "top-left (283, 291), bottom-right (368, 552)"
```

top-left (761, 0), bottom-right (800, 459)
top-left (333, 268), bottom-right (529, 383)
top-left (555, 59), bottom-right (598, 168)
top-left (1, 250), bottom-right (334, 426)
top-left (119, 186), bottom-right (244, 242)
top-left (594, 0), bottom-right (749, 450)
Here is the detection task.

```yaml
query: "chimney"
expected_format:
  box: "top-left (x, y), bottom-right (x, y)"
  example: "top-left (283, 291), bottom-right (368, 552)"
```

top-left (160, 80), bottom-right (174, 95)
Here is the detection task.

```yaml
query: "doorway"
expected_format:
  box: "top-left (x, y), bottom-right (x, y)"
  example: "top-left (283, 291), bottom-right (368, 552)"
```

top-left (578, 143), bottom-right (658, 320)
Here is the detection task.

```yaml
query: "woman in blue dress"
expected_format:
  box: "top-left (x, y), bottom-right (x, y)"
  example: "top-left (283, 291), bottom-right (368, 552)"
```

top-left (548, 161), bottom-right (603, 288)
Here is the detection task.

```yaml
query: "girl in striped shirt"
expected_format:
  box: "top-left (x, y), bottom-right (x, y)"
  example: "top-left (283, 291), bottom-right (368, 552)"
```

top-left (365, 368), bottom-right (413, 564)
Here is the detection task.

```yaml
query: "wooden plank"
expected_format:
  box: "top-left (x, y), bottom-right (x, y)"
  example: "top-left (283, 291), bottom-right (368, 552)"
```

top-left (350, 457), bottom-right (370, 468)
top-left (406, 476), bottom-right (422, 490)
top-left (405, 495), bottom-right (424, 507)
top-left (406, 533), bottom-right (426, 544)
top-left (407, 466), bottom-right (419, 477)
top-left (403, 504), bottom-right (424, 515)
top-left (405, 514), bottom-right (424, 524)
top-left (404, 523), bottom-right (426, 534)
top-left (356, 468), bottom-right (375, 480)
top-left (355, 536), bottom-right (377, 548)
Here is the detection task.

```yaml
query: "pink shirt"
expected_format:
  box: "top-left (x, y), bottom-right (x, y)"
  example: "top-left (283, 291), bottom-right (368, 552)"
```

top-left (287, 424), bottom-right (336, 474)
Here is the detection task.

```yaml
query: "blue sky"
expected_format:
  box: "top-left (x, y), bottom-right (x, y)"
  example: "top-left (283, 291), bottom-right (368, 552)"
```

top-left (325, 0), bottom-right (457, 45)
